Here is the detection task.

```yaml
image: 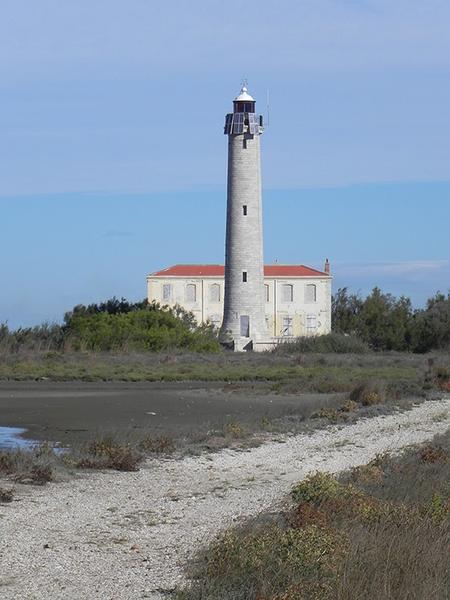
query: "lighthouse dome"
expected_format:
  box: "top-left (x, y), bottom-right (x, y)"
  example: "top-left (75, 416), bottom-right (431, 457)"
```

top-left (234, 85), bottom-right (255, 102)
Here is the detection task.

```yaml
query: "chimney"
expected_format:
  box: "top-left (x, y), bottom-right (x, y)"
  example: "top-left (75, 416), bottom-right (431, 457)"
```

top-left (324, 258), bottom-right (330, 275)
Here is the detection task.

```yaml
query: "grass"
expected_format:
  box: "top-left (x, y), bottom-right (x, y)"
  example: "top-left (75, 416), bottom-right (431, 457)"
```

top-left (0, 350), bottom-right (447, 393)
top-left (176, 430), bottom-right (450, 600)
top-left (0, 435), bottom-right (148, 484)
top-left (273, 333), bottom-right (370, 354)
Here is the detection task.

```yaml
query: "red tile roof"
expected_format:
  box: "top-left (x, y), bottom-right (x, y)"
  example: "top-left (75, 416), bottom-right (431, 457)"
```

top-left (151, 264), bottom-right (329, 277)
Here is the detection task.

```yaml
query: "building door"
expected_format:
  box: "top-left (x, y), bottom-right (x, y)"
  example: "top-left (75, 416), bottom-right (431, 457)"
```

top-left (240, 315), bottom-right (250, 337)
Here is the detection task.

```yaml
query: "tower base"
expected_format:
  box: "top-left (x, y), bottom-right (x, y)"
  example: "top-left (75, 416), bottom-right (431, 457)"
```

top-left (220, 337), bottom-right (279, 352)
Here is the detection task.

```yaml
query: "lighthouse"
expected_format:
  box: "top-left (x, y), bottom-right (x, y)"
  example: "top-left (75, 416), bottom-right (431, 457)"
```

top-left (219, 84), bottom-right (268, 351)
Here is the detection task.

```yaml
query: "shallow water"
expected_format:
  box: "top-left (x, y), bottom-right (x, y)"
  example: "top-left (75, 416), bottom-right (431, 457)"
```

top-left (0, 426), bottom-right (35, 450)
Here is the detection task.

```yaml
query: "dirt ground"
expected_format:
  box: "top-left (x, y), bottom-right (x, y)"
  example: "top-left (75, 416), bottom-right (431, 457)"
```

top-left (0, 381), bottom-right (342, 446)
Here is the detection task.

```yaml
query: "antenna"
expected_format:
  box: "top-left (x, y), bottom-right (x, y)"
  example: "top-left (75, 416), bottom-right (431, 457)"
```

top-left (266, 89), bottom-right (270, 128)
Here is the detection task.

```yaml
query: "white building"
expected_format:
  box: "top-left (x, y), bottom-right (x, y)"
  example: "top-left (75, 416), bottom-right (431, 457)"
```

top-left (147, 261), bottom-right (332, 341)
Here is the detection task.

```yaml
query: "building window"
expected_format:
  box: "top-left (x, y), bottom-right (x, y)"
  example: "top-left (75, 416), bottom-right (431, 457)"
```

top-left (306, 314), bottom-right (317, 333)
top-left (282, 284), bottom-right (293, 303)
top-left (242, 271), bottom-right (247, 283)
top-left (264, 284), bottom-right (270, 302)
top-left (162, 284), bottom-right (172, 301)
top-left (240, 315), bottom-right (250, 337)
top-left (282, 316), bottom-right (293, 337)
top-left (305, 284), bottom-right (317, 303)
top-left (185, 283), bottom-right (196, 303)
top-left (210, 283), bottom-right (220, 302)
top-left (243, 205), bottom-right (247, 216)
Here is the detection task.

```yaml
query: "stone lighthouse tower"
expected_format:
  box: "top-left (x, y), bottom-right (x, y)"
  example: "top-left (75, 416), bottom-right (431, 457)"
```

top-left (219, 84), bottom-right (268, 351)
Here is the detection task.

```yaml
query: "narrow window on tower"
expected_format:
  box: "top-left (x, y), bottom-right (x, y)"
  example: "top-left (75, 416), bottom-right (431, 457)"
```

top-left (243, 205), bottom-right (247, 216)
top-left (242, 271), bottom-right (248, 283)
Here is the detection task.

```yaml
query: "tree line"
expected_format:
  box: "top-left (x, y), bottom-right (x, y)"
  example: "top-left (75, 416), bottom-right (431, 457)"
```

top-left (1, 288), bottom-right (449, 354)
top-left (332, 287), bottom-right (450, 353)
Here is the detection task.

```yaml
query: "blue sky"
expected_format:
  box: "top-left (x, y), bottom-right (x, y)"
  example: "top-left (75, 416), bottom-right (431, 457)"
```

top-left (1, 1), bottom-right (449, 328)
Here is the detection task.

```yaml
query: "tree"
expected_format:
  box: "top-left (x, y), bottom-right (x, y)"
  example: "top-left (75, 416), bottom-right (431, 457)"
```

top-left (357, 288), bottom-right (413, 351)
top-left (411, 292), bottom-right (450, 352)
top-left (331, 288), bottom-right (363, 334)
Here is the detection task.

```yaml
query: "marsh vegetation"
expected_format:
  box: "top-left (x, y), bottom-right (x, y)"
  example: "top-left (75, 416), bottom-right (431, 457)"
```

top-left (1, 287), bottom-right (449, 359)
top-left (176, 431), bottom-right (450, 600)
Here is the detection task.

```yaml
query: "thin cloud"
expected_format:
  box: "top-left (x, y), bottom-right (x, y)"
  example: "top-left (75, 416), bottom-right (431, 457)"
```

top-left (334, 260), bottom-right (450, 276)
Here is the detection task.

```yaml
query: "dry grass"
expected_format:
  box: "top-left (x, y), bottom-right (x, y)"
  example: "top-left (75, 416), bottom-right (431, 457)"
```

top-left (0, 486), bottom-right (14, 502)
top-left (0, 443), bottom-right (56, 485)
top-left (176, 431), bottom-right (450, 600)
top-left (67, 435), bottom-right (143, 471)
top-left (0, 435), bottom-right (145, 485)
top-left (349, 380), bottom-right (387, 406)
top-left (138, 435), bottom-right (175, 454)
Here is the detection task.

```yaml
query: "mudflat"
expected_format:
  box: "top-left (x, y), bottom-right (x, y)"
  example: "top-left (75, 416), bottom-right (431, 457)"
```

top-left (0, 381), bottom-right (334, 446)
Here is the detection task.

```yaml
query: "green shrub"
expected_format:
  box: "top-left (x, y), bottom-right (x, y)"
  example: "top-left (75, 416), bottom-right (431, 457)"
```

top-left (310, 408), bottom-right (340, 422)
top-left (224, 420), bottom-right (246, 438)
top-left (291, 473), bottom-right (342, 506)
top-left (274, 333), bottom-right (369, 355)
top-left (178, 433), bottom-right (450, 600)
top-left (178, 522), bottom-right (345, 600)
top-left (423, 493), bottom-right (450, 522)
top-left (65, 304), bottom-right (220, 353)
top-left (339, 399), bottom-right (359, 413)
top-left (350, 380), bottom-right (386, 406)
top-left (1, 298), bottom-right (221, 355)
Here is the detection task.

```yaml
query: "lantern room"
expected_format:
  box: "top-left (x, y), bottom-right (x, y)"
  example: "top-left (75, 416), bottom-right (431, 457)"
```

top-left (224, 84), bottom-right (263, 135)
top-left (233, 85), bottom-right (255, 113)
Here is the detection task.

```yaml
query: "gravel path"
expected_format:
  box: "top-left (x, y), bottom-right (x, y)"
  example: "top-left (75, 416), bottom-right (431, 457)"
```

top-left (1, 397), bottom-right (449, 600)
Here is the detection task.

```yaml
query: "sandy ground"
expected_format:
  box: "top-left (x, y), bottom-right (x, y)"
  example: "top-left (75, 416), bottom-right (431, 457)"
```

top-left (0, 396), bottom-right (449, 600)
